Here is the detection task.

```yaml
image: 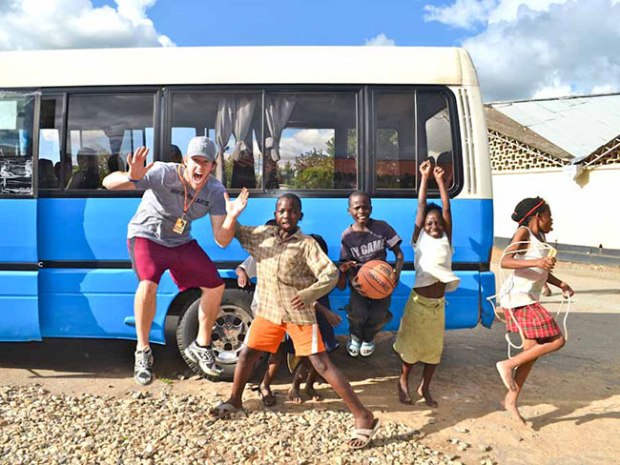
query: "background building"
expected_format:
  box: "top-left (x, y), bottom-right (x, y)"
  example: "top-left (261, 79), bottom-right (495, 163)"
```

top-left (486, 93), bottom-right (620, 265)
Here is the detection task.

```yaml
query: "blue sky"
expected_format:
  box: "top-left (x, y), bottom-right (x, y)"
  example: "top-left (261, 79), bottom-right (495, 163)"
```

top-left (1, 0), bottom-right (619, 101)
top-left (92, 0), bottom-right (464, 47)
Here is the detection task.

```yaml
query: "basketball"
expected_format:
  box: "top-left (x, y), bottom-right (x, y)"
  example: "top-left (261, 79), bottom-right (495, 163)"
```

top-left (353, 260), bottom-right (396, 299)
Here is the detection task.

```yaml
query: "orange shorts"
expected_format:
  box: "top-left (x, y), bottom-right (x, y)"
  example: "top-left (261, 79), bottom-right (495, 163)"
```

top-left (245, 316), bottom-right (325, 356)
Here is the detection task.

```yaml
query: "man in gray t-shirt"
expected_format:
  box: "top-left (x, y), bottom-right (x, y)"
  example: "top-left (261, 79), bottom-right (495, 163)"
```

top-left (103, 137), bottom-right (248, 385)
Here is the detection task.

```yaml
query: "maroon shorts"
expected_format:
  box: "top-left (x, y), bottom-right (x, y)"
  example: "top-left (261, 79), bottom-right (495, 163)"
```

top-left (503, 302), bottom-right (562, 340)
top-left (128, 237), bottom-right (224, 291)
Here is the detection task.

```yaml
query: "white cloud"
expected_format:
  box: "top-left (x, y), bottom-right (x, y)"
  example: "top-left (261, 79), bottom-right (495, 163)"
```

top-left (424, 0), bottom-right (620, 101)
top-left (531, 78), bottom-right (573, 99)
top-left (364, 33), bottom-right (396, 46)
top-left (424, 0), bottom-right (497, 29)
top-left (0, 0), bottom-right (173, 51)
top-left (279, 129), bottom-right (333, 164)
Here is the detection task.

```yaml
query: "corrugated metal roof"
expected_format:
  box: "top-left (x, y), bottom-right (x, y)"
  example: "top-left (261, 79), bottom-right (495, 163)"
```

top-left (489, 94), bottom-right (620, 159)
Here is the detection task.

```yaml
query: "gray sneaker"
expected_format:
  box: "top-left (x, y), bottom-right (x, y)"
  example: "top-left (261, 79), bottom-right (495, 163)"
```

top-left (134, 348), bottom-right (154, 385)
top-left (184, 341), bottom-right (222, 377)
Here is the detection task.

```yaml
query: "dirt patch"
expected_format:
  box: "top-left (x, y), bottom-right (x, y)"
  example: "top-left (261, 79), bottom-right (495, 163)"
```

top-left (1, 262), bottom-right (619, 465)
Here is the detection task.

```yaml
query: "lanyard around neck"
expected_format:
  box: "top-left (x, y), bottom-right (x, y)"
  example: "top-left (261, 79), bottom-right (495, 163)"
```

top-left (176, 165), bottom-right (204, 218)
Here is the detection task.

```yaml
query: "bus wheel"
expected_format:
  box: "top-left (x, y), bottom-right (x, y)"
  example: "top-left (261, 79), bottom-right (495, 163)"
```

top-left (176, 288), bottom-right (254, 381)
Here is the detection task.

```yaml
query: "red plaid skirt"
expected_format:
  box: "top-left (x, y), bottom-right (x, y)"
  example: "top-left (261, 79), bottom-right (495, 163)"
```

top-left (503, 302), bottom-right (561, 340)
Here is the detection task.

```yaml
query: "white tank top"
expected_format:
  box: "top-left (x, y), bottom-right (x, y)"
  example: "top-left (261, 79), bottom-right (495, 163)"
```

top-left (413, 231), bottom-right (460, 292)
top-left (499, 227), bottom-right (550, 309)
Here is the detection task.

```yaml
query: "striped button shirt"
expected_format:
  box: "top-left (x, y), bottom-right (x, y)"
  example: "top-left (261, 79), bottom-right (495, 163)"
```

top-left (234, 224), bottom-right (338, 325)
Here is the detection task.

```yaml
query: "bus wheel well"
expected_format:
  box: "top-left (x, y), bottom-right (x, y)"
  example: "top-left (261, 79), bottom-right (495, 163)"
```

top-left (165, 279), bottom-right (240, 317)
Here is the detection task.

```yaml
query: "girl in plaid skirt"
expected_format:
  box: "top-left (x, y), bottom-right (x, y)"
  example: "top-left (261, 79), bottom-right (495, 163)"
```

top-left (496, 197), bottom-right (574, 426)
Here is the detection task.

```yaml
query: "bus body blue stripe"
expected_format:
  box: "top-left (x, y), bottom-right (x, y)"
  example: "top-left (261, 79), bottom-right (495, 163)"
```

top-left (2, 197), bottom-right (494, 342)
top-left (38, 197), bottom-right (494, 263)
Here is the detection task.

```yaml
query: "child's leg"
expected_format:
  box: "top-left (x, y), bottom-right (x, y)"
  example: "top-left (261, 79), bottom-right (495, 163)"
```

top-left (258, 343), bottom-right (286, 406)
top-left (398, 362), bottom-right (414, 405)
top-left (348, 290), bottom-right (368, 343)
top-left (361, 297), bottom-right (391, 343)
top-left (218, 346), bottom-right (263, 409)
top-left (304, 364), bottom-right (322, 401)
top-left (496, 334), bottom-right (565, 391)
top-left (288, 358), bottom-right (308, 404)
top-left (417, 363), bottom-right (438, 407)
top-left (501, 339), bottom-right (538, 425)
top-left (308, 352), bottom-right (375, 446)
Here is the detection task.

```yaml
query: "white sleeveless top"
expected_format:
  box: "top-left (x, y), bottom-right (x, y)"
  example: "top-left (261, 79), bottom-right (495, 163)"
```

top-left (499, 227), bottom-right (549, 309)
top-left (413, 231), bottom-right (460, 292)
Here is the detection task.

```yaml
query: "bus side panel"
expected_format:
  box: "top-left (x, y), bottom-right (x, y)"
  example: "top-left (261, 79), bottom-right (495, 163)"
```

top-left (0, 198), bottom-right (40, 341)
top-left (39, 197), bottom-right (492, 267)
top-left (0, 271), bottom-right (40, 341)
top-left (38, 268), bottom-right (177, 343)
top-left (38, 198), bottom-right (141, 260)
top-left (329, 271), bottom-right (488, 336)
top-left (0, 199), bottom-right (37, 262)
top-left (479, 271), bottom-right (496, 328)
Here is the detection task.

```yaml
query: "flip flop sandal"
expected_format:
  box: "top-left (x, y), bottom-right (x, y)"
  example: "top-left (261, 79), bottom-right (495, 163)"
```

top-left (360, 341), bottom-right (376, 357)
top-left (347, 337), bottom-right (361, 357)
top-left (349, 418), bottom-right (381, 450)
top-left (208, 402), bottom-right (244, 423)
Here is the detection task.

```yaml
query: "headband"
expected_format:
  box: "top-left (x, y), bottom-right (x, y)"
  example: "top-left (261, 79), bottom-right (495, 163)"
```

top-left (516, 200), bottom-right (545, 225)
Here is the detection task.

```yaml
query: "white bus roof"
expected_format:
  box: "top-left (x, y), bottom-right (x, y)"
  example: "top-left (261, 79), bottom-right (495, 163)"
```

top-left (0, 46), bottom-right (479, 89)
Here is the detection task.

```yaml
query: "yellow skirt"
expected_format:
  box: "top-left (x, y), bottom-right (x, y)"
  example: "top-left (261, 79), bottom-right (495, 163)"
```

top-left (393, 291), bottom-right (445, 365)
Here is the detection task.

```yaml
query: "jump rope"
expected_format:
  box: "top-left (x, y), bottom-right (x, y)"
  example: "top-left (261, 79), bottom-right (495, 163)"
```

top-left (486, 241), bottom-right (572, 358)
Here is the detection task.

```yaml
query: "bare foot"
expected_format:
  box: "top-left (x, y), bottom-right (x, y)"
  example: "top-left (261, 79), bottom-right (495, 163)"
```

top-left (305, 385), bottom-right (322, 401)
top-left (417, 385), bottom-right (438, 408)
top-left (287, 386), bottom-right (303, 404)
top-left (500, 398), bottom-right (528, 427)
top-left (496, 361), bottom-right (517, 391)
top-left (397, 379), bottom-right (413, 405)
top-left (258, 384), bottom-right (276, 407)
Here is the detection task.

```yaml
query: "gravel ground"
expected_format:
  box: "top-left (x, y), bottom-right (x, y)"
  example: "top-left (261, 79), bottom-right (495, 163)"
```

top-left (0, 384), bottom-right (474, 465)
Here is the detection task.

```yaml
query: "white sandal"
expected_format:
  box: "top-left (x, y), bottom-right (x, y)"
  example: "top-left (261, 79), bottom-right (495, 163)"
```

top-left (347, 337), bottom-right (361, 357)
top-left (360, 341), bottom-right (376, 357)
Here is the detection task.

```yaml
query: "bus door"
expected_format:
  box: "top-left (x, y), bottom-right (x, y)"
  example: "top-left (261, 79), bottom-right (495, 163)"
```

top-left (0, 90), bottom-right (40, 341)
top-left (36, 91), bottom-right (165, 341)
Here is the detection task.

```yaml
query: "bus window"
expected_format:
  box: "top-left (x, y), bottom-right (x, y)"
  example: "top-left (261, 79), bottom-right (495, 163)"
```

top-left (65, 93), bottom-right (155, 190)
top-left (418, 91), bottom-right (455, 189)
top-left (264, 92), bottom-right (358, 190)
top-left (170, 92), bottom-right (262, 190)
top-left (374, 92), bottom-right (416, 190)
top-left (0, 91), bottom-right (34, 195)
top-left (39, 96), bottom-right (63, 189)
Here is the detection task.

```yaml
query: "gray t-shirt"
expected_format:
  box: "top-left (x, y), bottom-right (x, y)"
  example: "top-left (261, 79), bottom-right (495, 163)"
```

top-left (340, 219), bottom-right (402, 269)
top-left (128, 162), bottom-right (226, 247)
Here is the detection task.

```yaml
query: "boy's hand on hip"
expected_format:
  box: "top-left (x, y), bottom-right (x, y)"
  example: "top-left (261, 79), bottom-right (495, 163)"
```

top-left (291, 295), bottom-right (305, 310)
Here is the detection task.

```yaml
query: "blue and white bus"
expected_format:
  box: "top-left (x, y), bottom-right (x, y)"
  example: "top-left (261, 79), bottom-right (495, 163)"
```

top-left (0, 46), bottom-right (495, 379)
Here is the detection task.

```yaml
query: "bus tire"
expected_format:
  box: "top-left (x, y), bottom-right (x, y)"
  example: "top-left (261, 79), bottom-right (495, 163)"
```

top-left (176, 288), bottom-right (254, 382)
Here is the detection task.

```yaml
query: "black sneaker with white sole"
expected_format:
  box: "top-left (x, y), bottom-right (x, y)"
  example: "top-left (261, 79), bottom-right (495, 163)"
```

top-left (134, 348), bottom-right (154, 385)
top-left (184, 340), bottom-right (223, 377)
